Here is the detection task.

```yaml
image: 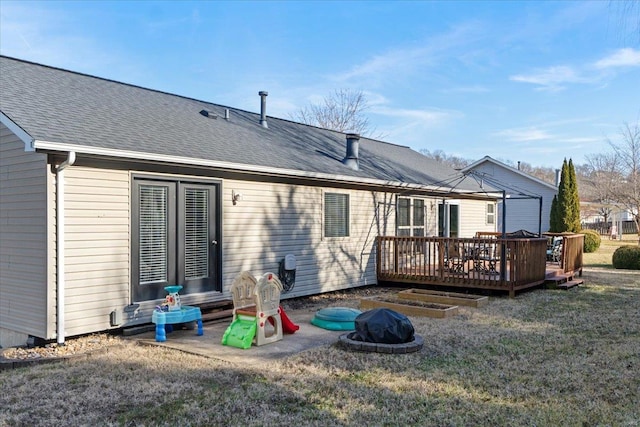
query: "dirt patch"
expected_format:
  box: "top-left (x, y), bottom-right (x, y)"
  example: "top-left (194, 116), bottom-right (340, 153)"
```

top-left (1, 333), bottom-right (122, 361)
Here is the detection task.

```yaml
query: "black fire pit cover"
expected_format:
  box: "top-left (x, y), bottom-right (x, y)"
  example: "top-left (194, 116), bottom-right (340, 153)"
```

top-left (347, 308), bottom-right (415, 344)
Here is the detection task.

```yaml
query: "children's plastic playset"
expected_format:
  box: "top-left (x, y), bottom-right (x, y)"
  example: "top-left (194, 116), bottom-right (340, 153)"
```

top-left (221, 271), bottom-right (300, 349)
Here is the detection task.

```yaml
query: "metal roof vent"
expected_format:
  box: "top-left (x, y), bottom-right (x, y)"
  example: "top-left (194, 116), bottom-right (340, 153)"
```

top-left (200, 109), bottom-right (217, 119)
top-left (342, 133), bottom-right (360, 171)
top-left (259, 91), bottom-right (268, 128)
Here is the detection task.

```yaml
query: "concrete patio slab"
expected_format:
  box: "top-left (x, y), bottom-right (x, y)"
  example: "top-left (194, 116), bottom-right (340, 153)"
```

top-left (132, 307), bottom-right (346, 365)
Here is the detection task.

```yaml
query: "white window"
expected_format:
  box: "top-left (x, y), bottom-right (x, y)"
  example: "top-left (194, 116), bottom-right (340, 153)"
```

top-left (324, 192), bottom-right (350, 237)
top-left (486, 203), bottom-right (495, 225)
top-left (397, 197), bottom-right (426, 236)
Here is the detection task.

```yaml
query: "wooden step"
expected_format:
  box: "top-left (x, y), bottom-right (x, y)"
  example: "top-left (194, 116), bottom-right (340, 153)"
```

top-left (557, 279), bottom-right (583, 290)
top-left (201, 308), bottom-right (234, 323)
top-left (197, 299), bottom-right (234, 323)
top-left (545, 274), bottom-right (572, 284)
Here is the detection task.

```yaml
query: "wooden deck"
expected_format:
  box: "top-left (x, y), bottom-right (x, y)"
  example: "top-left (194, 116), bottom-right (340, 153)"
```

top-left (376, 235), bottom-right (584, 297)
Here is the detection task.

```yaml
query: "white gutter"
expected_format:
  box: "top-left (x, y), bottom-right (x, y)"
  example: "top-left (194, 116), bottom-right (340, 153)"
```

top-left (33, 140), bottom-right (501, 199)
top-left (0, 112), bottom-right (35, 151)
top-left (55, 151), bottom-right (76, 345)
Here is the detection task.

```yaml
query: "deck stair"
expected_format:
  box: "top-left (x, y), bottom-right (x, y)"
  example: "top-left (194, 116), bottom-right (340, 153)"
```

top-left (545, 273), bottom-right (584, 290)
top-left (198, 299), bottom-right (234, 323)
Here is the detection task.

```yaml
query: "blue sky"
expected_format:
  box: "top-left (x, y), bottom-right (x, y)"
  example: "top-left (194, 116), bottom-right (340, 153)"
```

top-left (1, 1), bottom-right (639, 168)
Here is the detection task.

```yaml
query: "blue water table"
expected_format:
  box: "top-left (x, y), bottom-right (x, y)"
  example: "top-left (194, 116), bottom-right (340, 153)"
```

top-left (151, 285), bottom-right (204, 342)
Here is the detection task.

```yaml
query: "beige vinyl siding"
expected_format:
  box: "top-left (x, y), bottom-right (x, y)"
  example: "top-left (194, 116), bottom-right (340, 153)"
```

top-left (221, 180), bottom-right (381, 299)
top-left (0, 123), bottom-right (50, 341)
top-left (62, 167), bottom-right (130, 336)
top-left (459, 199), bottom-right (497, 237)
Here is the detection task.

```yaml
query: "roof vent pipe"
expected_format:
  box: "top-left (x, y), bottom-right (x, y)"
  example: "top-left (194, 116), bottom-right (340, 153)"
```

top-left (343, 133), bottom-right (360, 171)
top-left (259, 91), bottom-right (268, 128)
top-left (555, 168), bottom-right (561, 187)
top-left (225, 108), bottom-right (230, 120)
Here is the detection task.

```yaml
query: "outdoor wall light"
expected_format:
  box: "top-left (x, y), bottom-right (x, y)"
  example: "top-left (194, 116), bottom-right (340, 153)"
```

top-left (232, 190), bottom-right (243, 205)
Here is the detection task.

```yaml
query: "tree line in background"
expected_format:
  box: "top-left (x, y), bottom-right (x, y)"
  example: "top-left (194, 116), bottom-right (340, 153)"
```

top-left (423, 123), bottom-right (640, 236)
top-left (294, 89), bottom-right (640, 235)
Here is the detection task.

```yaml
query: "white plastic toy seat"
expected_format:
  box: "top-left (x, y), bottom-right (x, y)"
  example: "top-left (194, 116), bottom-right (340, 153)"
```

top-left (230, 271), bottom-right (258, 316)
top-left (254, 272), bottom-right (284, 346)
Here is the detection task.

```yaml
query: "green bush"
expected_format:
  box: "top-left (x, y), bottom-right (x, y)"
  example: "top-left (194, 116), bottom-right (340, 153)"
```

top-left (582, 229), bottom-right (601, 253)
top-left (612, 245), bottom-right (640, 270)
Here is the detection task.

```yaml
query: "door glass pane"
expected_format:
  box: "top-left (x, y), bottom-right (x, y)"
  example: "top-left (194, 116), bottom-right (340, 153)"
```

top-left (397, 198), bottom-right (410, 227)
top-left (139, 185), bottom-right (168, 285)
top-left (413, 200), bottom-right (424, 226)
top-left (450, 205), bottom-right (459, 238)
top-left (438, 204), bottom-right (444, 237)
top-left (184, 187), bottom-right (209, 280)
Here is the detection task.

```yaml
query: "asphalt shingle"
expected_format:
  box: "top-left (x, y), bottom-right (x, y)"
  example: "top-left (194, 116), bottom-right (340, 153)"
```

top-left (0, 56), bottom-right (487, 194)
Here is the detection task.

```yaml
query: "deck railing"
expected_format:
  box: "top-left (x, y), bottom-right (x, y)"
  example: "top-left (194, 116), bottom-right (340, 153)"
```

top-left (558, 234), bottom-right (584, 274)
top-left (376, 236), bottom-right (549, 297)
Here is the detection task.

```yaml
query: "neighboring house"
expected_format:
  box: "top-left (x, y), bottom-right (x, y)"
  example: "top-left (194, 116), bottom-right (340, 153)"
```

top-left (462, 156), bottom-right (558, 235)
top-left (0, 56), bottom-right (497, 348)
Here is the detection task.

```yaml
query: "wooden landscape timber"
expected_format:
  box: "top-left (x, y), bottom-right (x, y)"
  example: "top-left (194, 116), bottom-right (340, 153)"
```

top-left (397, 288), bottom-right (488, 308)
top-left (360, 297), bottom-right (459, 318)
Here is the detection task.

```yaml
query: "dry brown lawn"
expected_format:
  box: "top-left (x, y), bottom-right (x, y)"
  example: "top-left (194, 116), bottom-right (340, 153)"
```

top-left (1, 239), bottom-right (639, 426)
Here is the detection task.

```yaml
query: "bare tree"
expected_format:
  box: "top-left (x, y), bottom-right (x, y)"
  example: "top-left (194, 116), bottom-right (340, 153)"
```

top-left (587, 121), bottom-right (640, 236)
top-left (419, 149), bottom-right (471, 170)
top-left (291, 89), bottom-right (383, 138)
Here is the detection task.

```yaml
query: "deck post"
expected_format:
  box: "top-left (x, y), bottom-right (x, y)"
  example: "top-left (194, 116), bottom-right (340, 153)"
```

top-left (393, 238), bottom-right (399, 274)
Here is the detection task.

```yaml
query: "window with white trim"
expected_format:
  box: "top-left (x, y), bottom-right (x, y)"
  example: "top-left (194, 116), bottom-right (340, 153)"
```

top-left (324, 192), bottom-right (350, 237)
top-left (486, 203), bottom-right (495, 225)
top-left (396, 197), bottom-right (426, 236)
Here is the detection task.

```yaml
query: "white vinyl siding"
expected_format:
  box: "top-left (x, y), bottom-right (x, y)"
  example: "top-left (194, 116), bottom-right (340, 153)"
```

top-left (63, 167), bottom-right (130, 336)
top-left (0, 123), bottom-right (50, 343)
top-left (469, 161), bottom-right (557, 233)
top-left (221, 180), bottom-right (381, 299)
top-left (458, 199), bottom-right (497, 237)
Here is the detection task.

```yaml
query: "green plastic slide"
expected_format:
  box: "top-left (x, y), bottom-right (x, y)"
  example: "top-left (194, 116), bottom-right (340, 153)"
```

top-left (221, 316), bottom-right (257, 349)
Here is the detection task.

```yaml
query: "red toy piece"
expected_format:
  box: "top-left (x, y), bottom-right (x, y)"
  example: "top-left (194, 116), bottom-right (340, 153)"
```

top-left (269, 305), bottom-right (300, 334)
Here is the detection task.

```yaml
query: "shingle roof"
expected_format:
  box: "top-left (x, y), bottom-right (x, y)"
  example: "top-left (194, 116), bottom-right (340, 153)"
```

top-left (0, 56), bottom-right (490, 195)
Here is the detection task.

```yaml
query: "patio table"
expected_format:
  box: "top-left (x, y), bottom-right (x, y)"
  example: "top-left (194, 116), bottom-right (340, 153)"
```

top-left (151, 306), bottom-right (204, 342)
top-left (470, 245), bottom-right (499, 275)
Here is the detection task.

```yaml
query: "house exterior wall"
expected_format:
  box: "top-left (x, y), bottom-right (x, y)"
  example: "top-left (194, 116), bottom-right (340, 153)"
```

top-left (63, 167), bottom-right (131, 336)
top-left (220, 179), bottom-right (382, 298)
top-left (1, 150), bottom-right (495, 343)
top-left (470, 163), bottom-right (556, 234)
top-left (458, 199), bottom-right (497, 237)
top-left (0, 123), bottom-right (50, 348)
top-left (38, 165), bottom-right (388, 338)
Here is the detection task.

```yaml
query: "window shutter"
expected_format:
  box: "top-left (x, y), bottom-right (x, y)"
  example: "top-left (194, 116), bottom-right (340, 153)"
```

top-left (139, 185), bottom-right (168, 285)
top-left (184, 187), bottom-right (209, 280)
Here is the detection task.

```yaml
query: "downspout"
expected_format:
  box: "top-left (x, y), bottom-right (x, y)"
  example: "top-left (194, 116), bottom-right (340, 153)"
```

top-left (56, 152), bottom-right (76, 345)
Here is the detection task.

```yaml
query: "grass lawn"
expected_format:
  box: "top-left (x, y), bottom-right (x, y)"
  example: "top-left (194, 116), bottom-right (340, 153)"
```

top-left (1, 238), bottom-right (639, 426)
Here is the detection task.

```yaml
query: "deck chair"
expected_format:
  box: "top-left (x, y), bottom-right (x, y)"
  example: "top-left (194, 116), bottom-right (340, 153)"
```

top-left (551, 241), bottom-right (563, 265)
top-left (546, 237), bottom-right (562, 263)
top-left (445, 243), bottom-right (467, 274)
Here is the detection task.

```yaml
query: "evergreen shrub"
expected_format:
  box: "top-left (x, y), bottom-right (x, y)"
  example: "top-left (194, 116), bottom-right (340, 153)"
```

top-left (582, 229), bottom-right (601, 253)
top-left (612, 245), bottom-right (640, 270)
